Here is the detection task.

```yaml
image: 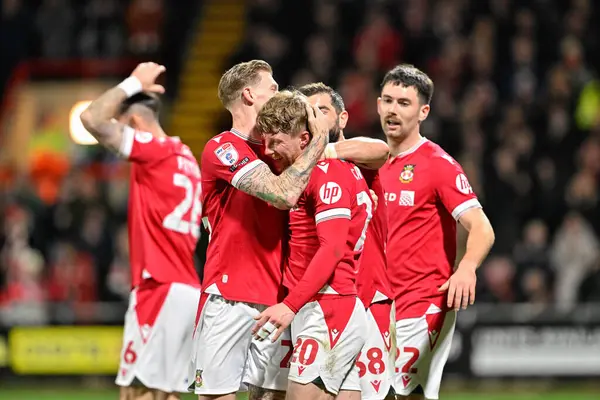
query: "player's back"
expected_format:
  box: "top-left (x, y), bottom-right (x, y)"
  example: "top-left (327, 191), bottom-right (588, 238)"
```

top-left (356, 169), bottom-right (392, 308)
top-left (126, 132), bottom-right (201, 288)
top-left (201, 130), bottom-right (287, 306)
top-left (380, 138), bottom-right (480, 318)
top-left (285, 159), bottom-right (373, 298)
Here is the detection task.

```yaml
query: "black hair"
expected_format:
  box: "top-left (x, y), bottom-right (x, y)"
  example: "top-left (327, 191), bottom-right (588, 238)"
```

top-left (296, 82), bottom-right (345, 114)
top-left (380, 64), bottom-right (434, 104)
top-left (119, 92), bottom-right (161, 118)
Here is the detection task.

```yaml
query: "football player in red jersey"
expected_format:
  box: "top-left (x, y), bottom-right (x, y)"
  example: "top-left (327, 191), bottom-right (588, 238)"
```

top-left (192, 60), bottom-right (330, 400)
top-left (298, 82), bottom-right (396, 400)
top-left (252, 90), bottom-right (375, 400)
top-left (377, 64), bottom-right (495, 400)
top-left (81, 62), bottom-right (202, 400)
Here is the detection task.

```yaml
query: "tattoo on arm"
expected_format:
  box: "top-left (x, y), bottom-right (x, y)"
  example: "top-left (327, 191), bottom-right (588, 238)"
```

top-left (237, 133), bottom-right (328, 209)
top-left (80, 87), bottom-right (129, 153)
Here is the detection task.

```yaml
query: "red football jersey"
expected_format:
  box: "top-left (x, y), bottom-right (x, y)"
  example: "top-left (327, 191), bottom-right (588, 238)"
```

top-left (380, 138), bottom-right (481, 320)
top-left (201, 129), bottom-right (287, 306)
top-left (356, 168), bottom-right (393, 308)
top-left (284, 160), bottom-right (373, 308)
top-left (119, 126), bottom-right (201, 288)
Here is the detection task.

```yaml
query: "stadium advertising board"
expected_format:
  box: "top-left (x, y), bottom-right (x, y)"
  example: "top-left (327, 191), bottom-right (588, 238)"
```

top-left (469, 323), bottom-right (600, 377)
top-left (7, 326), bottom-right (122, 375)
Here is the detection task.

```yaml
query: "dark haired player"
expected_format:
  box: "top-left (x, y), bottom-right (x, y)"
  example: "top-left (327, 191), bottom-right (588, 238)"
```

top-left (81, 62), bottom-right (201, 400)
top-left (377, 64), bottom-right (495, 400)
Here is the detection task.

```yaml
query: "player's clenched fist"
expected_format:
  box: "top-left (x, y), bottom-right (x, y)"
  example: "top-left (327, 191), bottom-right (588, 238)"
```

top-left (130, 62), bottom-right (166, 94)
top-left (252, 302), bottom-right (295, 342)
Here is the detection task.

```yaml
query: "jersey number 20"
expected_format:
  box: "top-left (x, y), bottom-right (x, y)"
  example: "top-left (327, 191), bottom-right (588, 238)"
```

top-left (162, 173), bottom-right (202, 238)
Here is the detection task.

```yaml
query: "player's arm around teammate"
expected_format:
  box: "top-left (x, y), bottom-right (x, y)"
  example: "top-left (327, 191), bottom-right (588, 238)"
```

top-left (234, 99), bottom-right (330, 209)
top-left (325, 136), bottom-right (390, 170)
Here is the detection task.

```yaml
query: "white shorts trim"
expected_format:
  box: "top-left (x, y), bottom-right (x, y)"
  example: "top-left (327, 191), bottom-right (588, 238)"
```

top-left (393, 308), bottom-right (457, 399)
top-left (190, 294), bottom-right (290, 394)
top-left (342, 301), bottom-right (396, 399)
top-left (115, 283), bottom-right (201, 393)
top-left (288, 296), bottom-right (367, 395)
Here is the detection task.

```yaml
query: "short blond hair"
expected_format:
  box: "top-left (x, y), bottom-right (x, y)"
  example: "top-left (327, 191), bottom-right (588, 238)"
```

top-left (256, 90), bottom-right (307, 136)
top-left (218, 60), bottom-right (272, 108)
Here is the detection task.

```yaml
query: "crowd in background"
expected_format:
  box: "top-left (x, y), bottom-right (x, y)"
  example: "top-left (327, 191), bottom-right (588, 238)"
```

top-left (1, 0), bottom-right (600, 326)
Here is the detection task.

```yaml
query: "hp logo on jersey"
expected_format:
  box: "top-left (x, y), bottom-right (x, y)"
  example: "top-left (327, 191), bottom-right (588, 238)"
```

top-left (319, 182), bottom-right (342, 204)
top-left (455, 173), bottom-right (473, 195)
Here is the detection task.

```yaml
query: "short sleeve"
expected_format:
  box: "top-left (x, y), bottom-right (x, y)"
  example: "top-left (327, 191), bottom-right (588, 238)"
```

top-left (308, 162), bottom-right (352, 225)
top-left (201, 137), bottom-right (266, 188)
top-left (434, 155), bottom-right (481, 220)
top-left (119, 126), bottom-right (173, 163)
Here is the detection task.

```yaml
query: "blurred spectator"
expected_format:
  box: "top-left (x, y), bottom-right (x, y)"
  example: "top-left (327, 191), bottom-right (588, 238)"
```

top-left (35, 0), bottom-right (75, 58)
top-left (550, 212), bottom-right (599, 312)
top-left (126, 0), bottom-right (164, 55)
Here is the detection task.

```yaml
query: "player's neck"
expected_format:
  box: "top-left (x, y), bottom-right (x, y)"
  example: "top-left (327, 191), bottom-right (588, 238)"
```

top-left (231, 107), bottom-right (261, 142)
top-left (388, 131), bottom-right (423, 157)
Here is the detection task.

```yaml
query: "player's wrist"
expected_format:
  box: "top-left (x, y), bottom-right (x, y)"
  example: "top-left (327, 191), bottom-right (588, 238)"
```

top-left (118, 76), bottom-right (143, 97)
top-left (282, 298), bottom-right (299, 314)
top-left (457, 259), bottom-right (478, 272)
top-left (323, 143), bottom-right (338, 159)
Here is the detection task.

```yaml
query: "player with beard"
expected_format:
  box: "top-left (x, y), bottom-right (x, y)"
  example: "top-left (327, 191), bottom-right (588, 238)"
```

top-left (378, 64), bottom-right (495, 400)
top-left (298, 82), bottom-right (396, 400)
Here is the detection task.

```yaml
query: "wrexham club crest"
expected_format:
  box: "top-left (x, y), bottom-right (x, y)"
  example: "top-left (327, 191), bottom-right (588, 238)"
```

top-left (400, 164), bottom-right (415, 183)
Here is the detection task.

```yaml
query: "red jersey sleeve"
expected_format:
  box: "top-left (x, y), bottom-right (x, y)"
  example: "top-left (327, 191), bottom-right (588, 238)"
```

top-left (434, 154), bottom-right (482, 220)
top-left (201, 136), bottom-right (266, 187)
top-left (283, 163), bottom-right (352, 313)
top-left (119, 126), bottom-right (174, 163)
top-left (312, 162), bottom-right (353, 224)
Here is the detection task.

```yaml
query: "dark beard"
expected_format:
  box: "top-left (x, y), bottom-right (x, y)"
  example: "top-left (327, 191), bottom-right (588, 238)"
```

top-left (329, 125), bottom-right (341, 143)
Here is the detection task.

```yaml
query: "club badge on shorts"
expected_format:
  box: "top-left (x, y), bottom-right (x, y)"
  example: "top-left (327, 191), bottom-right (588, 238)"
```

top-left (195, 369), bottom-right (203, 388)
top-left (399, 164), bottom-right (415, 183)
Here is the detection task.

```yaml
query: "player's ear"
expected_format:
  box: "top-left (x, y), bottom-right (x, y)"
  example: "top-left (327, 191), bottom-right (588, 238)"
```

top-left (338, 110), bottom-right (349, 130)
top-left (130, 114), bottom-right (143, 130)
top-left (377, 97), bottom-right (383, 116)
top-left (300, 131), bottom-right (311, 149)
top-left (242, 87), bottom-right (254, 105)
top-left (418, 104), bottom-right (430, 122)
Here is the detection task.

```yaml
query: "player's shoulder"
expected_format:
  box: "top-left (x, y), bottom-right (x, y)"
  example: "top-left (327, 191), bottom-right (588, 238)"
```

top-left (421, 139), bottom-right (462, 169)
top-left (202, 131), bottom-right (250, 163)
top-left (310, 159), bottom-right (356, 188)
top-left (312, 159), bottom-right (351, 177)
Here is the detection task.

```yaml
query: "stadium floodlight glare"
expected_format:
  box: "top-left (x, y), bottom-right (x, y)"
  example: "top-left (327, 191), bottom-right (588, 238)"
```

top-left (69, 101), bottom-right (98, 145)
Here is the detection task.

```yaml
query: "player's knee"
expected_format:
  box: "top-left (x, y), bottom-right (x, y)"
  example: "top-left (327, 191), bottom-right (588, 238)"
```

top-left (248, 384), bottom-right (286, 400)
top-left (396, 394), bottom-right (424, 400)
top-left (119, 386), bottom-right (148, 400)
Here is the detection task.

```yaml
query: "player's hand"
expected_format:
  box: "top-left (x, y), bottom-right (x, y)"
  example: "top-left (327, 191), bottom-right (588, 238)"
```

top-left (438, 260), bottom-right (477, 310)
top-left (370, 189), bottom-right (378, 211)
top-left (252, 302), bottom-right (295, 342)
top-left (130, 62), bottom-right (166, 94)
top-left (303, 100), bottom-right (330, 144)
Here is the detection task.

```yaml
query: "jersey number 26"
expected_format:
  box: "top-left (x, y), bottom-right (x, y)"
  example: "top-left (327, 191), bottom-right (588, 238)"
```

top-left (162, 173), bottom-right (202, 238)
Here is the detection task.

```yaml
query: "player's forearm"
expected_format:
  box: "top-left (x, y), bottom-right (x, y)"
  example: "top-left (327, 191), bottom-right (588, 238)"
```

top-left (80, 86), bottom-right (129, 152)
top-left (283, 244), bottom-right (344, 313)
top-left (237, 133), bottom-right (328, 209)
top-left (459, 218), bottom-right (495, 270)
top-left (326, 137), bottom-right (389, 170)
